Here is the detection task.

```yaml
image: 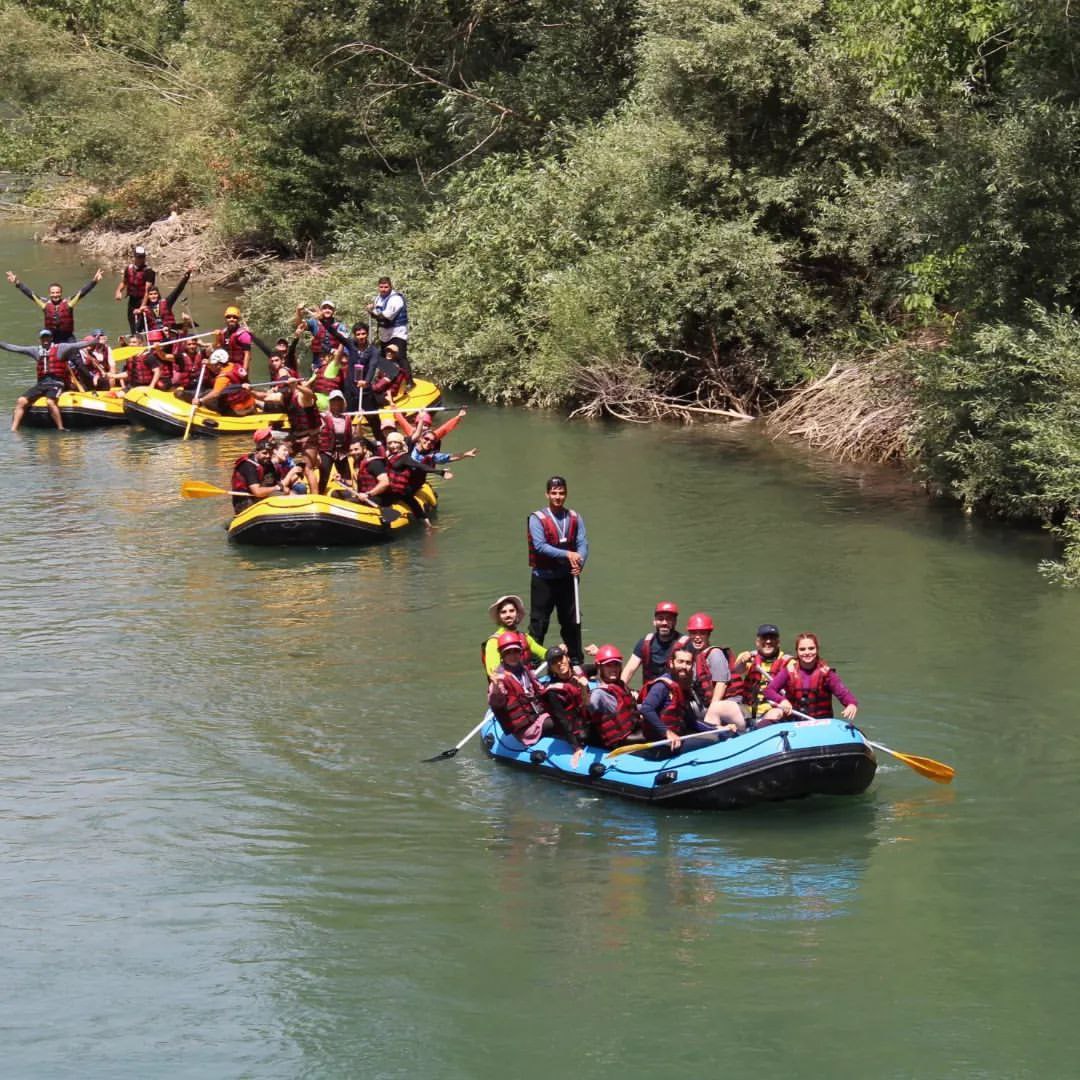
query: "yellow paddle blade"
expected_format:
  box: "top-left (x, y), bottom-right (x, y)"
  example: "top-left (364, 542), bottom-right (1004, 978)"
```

top-left (870, 741), bottom-right (954, 784)
top-left (180, 479), bottom-right (229, 499)
top-left (604, 740), bottom-right (661, 760)
top-left (111, 344), bottom-right (149, 363)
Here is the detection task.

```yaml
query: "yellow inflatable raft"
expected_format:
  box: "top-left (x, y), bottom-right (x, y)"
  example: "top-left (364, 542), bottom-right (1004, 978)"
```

top-left (227, 481), bottom-right (437, 546)
top-left (26, 389), bottom-right (128, 428)
top-left (123, 380), bottom-right (443, 437)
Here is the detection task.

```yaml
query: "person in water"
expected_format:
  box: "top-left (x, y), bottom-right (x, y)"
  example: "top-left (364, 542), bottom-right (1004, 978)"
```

top-left (482, 594), bottom-right (546, 676)
top-left (6, 268), bottom-right (104, 343)
top-left (732, 624), bottom-right (790, 723)
top-left (487, 634), bottom-right (552, 746)
top-left (762, 632), bottom-right (858, 723)
top-left (527, 475), bottom-right (588, 665)
top-left (620, 601), bottom-right (682, 687)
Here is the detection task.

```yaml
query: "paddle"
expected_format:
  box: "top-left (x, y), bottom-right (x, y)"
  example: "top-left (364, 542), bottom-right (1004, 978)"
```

top-left (424, 718), bottom-right (487, 762)
top-left (112, 331), bottom-right (213, 363)
top-left (182, 364), bottom-right (206, 442)
top-left (425, 663), bottom-right (550, 762)
top-left (179, 479), bottom-right (402, 522)
top-left (604, 727), bottom-right (727, 760)
top-left (788, 708), bottom-right (955, 784)
top-left (345, 406), bottom-right (451, 417)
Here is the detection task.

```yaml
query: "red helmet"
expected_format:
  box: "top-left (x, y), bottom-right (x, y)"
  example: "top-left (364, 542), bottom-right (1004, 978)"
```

top-left (595, 644), bottom-right (623, 666)
top-left (686, 612), bottom-right (714, 632)
top-left (496, 632), bottom-right (525, 653)
top-left (655, 601), bottom-right (679, 616)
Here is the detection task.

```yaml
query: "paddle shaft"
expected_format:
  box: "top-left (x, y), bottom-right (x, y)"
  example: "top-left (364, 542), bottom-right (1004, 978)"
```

top-left (182, 364), bottom-right (206, 441)
top-left (788, 709), bottom-right (954, 783)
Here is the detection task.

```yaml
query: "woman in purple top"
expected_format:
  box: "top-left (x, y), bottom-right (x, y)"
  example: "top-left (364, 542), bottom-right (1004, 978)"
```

top-left (760, 632), bottom-right (858, 724)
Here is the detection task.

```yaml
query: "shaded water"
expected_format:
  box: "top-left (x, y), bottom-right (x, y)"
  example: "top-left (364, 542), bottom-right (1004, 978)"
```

top-left (1, 221), bottom-right (1078, 1078)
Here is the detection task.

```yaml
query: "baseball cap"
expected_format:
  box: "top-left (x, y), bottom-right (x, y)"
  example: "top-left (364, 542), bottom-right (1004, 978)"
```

top-left (546, 475), bottom-right (568, 492)
top-left (133, 245), bottom-right (147, 255)
top-left (253, 428), bottom-right (275, 445)
top-left (320, 299), bottom-right (336, 309)
top-left (757, 624), bottom-right (780, 637)
top-left (545, 644), bottom-right (569, 664)
top-left (328, 389), bottom-right (346, 402)
top-left (39, 329), bottom-right (53, 338)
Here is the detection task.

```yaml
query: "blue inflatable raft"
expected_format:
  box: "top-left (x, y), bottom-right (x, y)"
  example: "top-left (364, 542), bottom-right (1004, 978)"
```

top-left (480, 713), bottom-right (877, 809)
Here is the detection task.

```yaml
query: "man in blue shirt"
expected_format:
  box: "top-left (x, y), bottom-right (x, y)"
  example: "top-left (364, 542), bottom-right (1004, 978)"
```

top-left (527, 475), bottom-right (588, 664)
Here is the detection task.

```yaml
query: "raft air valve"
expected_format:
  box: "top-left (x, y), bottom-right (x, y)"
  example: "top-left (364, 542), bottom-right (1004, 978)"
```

top-left (655, 770), bottom-right (678, 786)
top-left (482, 734), bottom-right (495, 751)
top-left (588, 763), bottom-right (607, 778)
top-left (529, 749), bottom-right (548, 765)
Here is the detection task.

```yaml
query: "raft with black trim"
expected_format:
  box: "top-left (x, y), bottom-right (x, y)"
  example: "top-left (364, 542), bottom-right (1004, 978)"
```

top-left (26, 389), bottom-right (128, 428)
top-left (480, 714), bottom-right (877, 809)
top-left (123, 386), bottom-right (286, 437)
top-left (227, 482), bottom-right (437, 545)
top-left (123, 379), bottom-right (443, 438)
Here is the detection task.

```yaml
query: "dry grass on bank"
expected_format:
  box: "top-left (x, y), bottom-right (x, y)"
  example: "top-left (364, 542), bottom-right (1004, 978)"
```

top-left (49, 207), bottom-right (279, 287)
top-left (569, 356), bottom-right (757, 424)
top-left (764, 336), bottom-right (942, 464)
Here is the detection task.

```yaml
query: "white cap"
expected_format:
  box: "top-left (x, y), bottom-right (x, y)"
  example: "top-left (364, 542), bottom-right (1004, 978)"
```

top-left (134, 245), bottom-right (147, 255)
top-left (320, 299), bottom-right (336, 309)
top-left (209, 348), bottom-right (229, 364)
top-left (328, 389), bottom-right (346, 402)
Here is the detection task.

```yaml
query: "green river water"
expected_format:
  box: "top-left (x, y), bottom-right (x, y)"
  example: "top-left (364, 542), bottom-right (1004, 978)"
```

top-left (1, 220), bottom-right (1078, 1078)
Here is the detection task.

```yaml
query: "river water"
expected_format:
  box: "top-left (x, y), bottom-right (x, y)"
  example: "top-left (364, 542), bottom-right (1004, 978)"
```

top-left (1, 220), bottom-right (1078, 1078)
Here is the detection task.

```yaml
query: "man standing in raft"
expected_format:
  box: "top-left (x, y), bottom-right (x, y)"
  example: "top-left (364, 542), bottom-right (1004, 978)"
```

top-left (0, 329), bottom-right (86, 431)
top-left (114, 245), bottom-right (156, 332)
top-left (6, 269), bottom-right (104, 343)
top-left (527, 475), bottom-right (588, 666)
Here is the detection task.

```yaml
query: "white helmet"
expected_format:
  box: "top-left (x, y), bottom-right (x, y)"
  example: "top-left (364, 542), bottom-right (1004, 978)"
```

top-left (209, 348), bottom-right (229, 365)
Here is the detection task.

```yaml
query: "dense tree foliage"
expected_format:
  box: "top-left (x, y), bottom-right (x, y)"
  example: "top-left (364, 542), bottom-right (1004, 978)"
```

top-left (4, 0), bottom-right (1080, 578)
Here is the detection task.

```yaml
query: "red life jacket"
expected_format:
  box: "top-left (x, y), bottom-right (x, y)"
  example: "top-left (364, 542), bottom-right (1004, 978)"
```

top-left (311, 360), bottom-right (344, 396)
top-left (352, 457), bottom-right (382, 494)
top-left (152, 356), bottom-right (177, 388)
top-left (318, 412), bottom-right (352, 454)
top-left (386, 452), bottom-right (414, 497)
top-left (309, 318), bottom-right (339, 360)
top-left (739, 650), bottom-right (790, 708)
top-left (279, 386), bottom-right (321, 436)
top-left (590, 680), bottom-right (638, 749)
top-left (638, 674), bottom-right (688, 734)
top-left (36, 345), bottom-right (71, 384)
top-left (42, 300), bottom-right (74, 336)
top-left (639, 631), bottom-right (680, 680)
top-left (527, 508), bottom-right (580, 572)
top-left (782, 659), bottom-right (834, 719)
top-left (142, 298), bottom-right (176, 339)
top-left (172, 348), bottom-right (206, 389)
top-left (490, 666), bottom-right (546, 739)
top-left (221, 326), bottom-right (251, 374)
top-left (230, 454), bottom-right (267, 512)
top-left (542, 679), bottom-right (588, 743)
top-left (126, 350), bottom-right (155, 387)
top-left (123, 263), bottom-right (152, 299)
top-left (684, 640), bottom-right (744, 702)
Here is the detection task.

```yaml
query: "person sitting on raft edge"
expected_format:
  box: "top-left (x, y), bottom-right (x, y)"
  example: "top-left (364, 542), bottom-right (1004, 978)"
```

top-left (487, 633), bottom-right (552, 747)
top-left (482, 594), bottom-right (546, 676)
top-left (761, 632), bottom-right (858, 724)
